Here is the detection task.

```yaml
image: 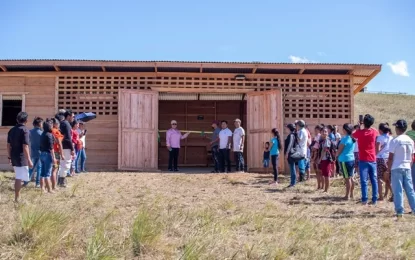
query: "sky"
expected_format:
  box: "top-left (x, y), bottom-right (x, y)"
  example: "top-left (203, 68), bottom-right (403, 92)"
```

top-left (0, 0), bottom-right (414, 94)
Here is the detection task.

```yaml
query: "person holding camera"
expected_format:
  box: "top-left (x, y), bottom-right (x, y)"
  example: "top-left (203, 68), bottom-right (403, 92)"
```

top-left (352, 114), bottom-right (379, 205)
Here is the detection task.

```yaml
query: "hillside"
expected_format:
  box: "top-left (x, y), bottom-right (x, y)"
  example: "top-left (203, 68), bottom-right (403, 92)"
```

top-left (354, 93), bottom-right (415, 126)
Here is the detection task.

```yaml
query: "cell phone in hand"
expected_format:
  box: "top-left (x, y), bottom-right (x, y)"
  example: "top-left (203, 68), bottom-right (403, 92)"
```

top-left (358, 115), bottom-right (363, 124)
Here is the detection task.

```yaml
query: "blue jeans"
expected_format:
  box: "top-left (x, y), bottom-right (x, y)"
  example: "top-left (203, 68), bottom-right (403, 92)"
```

top-left (391, 168), bottom-right (415, 215)
top-left (234, 151), bottom-right (245, 171)
top-left (288, 160), bottom-right (296, 186)
top-left (359, 161), bottom-right (378, 203)
top-left (75, 148), bottom-right (87, 172)
top-left (26, 157), bottom-right (42, 185)
top-left (211, 146), bottom-right (220, 172)
top-left (411, 164), bottom-right (415, 189)
top-left (40, 152), bottom-right (53, 178)
top-left (297, 159), bottom-right (306, 181)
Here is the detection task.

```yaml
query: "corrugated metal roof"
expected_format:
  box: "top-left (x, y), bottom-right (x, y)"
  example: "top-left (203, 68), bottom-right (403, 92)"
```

top-left (0, 59), bottom-right (382, 66)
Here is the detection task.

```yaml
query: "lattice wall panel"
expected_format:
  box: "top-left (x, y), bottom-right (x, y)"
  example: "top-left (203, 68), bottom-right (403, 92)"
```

top-left (281, 78), bottom-right (351, 121)
top-left (58, 76), bottom-right (150, 115)
top-left (58, 75), bottom-right (352, 119)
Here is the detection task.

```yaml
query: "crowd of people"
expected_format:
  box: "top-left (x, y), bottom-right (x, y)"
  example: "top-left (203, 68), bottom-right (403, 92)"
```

top-left (7, 109), bottom-right (87, 203)
top-left (165, 115), bottom-right (415, 217)
top-left (7, 109), bottom-right (415, 217)
top-left (279, 115), bottom-right (415, 217)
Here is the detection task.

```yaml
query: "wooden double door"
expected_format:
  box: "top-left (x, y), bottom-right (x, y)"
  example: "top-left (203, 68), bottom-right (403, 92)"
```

top-left (118, 89), bottom-right (283, 172)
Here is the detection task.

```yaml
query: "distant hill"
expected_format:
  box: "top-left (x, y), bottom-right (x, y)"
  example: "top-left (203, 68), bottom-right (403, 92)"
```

top-left (354, 93), bottom-right (415, 126)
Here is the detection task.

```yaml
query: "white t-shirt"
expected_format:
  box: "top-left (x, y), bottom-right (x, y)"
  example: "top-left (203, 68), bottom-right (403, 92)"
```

top-left (376, 134), bottom-right (393, 159)
top-left (78, 129), bottom-right (86, 148)
top-left (388, 134), bottom-right (415, 170)
top-left (233, 127), bottom-right (245, 152)
top-left (219, 128), bottom-right (233, 149)
top-left (297, 128), bottom-right (309, 156)
top-left (334, 133), bottom-right (341, 146)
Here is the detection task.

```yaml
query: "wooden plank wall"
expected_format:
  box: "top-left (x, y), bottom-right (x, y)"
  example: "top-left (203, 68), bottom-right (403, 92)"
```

top-left (0, 76), bottom-right (56, 170)
top-left (158, 100), bottom-right (247, 168)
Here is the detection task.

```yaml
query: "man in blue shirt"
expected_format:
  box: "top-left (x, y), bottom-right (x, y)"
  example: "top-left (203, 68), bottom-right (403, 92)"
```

top-left (24, 117), bottom-right (43, 187)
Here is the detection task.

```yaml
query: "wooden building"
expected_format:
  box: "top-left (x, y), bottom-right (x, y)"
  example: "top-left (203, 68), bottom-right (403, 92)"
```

top-left (0, 60), bottom-right (381, 172)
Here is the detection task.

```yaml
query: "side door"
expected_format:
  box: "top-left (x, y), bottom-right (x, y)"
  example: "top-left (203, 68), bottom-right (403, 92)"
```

top-left (246, 90), bottom-right (283, 172)
top-left (118, 90), bottom-right (159, 171)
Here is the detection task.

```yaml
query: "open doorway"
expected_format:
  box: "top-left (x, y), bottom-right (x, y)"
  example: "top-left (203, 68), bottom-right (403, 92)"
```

top-left (158, 93), bottom-right (247, 171)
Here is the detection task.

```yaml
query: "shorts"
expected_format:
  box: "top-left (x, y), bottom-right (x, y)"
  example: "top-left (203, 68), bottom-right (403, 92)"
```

top-left (339, 161), bottom-right (355, 178)
top-left (53, 152), bottom-right (60, 169)
top-left (354, 152), bottom-right (359, 168)
top-left (305, 158), bottom-right (310, 170)
top-left (320, 160), bottom-right (332, 177)
top-left (263, 159), bottom-right (270, 168)
top-left (14, 166), bottom-right (30, 182)
top-left (376, 158), bottom-right (388, 180)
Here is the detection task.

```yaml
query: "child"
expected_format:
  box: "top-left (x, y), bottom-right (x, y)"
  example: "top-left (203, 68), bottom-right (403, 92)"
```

top-left (51, 118), bottom-right (64, 190)
top-left (318, 127), bottom-right (336, 193)
top-left (336, 124), bottom-right (356, 200)
top-left (269, 129), bottom-right (282, 185)
top-left (263, 142), bottom-right (270, 173)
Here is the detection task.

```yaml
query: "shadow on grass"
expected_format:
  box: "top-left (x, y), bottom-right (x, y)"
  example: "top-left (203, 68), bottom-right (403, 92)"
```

top-left (286, 195), bottom-right (350, 206)
top-left (315, 208), bottom-right (392, 219)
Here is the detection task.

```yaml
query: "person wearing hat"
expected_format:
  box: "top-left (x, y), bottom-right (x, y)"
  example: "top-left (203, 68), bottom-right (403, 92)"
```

top-left (386, 120), bottom-right (415, 218)
top-left (204, 121), bottom-right (221, 173)
top-left (352, 114), bottom-right (379, 205)
top-left (166, 120), bottom-right (190, 172)
top-left (233, 119), bottom-right (246, 172)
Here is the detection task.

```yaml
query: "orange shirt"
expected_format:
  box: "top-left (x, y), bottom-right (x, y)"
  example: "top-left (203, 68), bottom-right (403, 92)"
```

top-left (52, 128), bottom-right (64, 152)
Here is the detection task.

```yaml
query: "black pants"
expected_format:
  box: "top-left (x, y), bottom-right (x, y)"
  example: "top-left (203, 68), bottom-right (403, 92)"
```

top-left (234, 151), bottom-right (245, 172)
top-left (168, 148), bottom-right (179, 170)
top-left (219, 148), bottom-right (231, 172)
top-left (211, 146), bottom-right (220, 172)
top-left (271, 155), bottom-right (279, 181)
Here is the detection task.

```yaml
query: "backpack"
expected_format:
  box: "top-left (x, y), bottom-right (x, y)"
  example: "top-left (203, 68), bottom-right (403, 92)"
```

top-left (319, 139), bottom-right (336, 162)
top-left (289, 134), bottom-right (305, 162)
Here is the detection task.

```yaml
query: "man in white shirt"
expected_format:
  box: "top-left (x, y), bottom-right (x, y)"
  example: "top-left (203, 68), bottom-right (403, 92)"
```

top-left (387, 120), bottom-right (415, 218)
top-left (233, 119), bottom-right (245, 172)
top-left (295, 120), bottom-right (309, 182)
top-left (219, 120), bottom-right (232, 173)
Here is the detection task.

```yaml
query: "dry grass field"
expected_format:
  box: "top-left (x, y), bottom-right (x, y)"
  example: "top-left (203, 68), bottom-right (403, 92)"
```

top-left (355, 93), bottom-right (415, 126)
top-left (1, 93), bottom-right (415, 260)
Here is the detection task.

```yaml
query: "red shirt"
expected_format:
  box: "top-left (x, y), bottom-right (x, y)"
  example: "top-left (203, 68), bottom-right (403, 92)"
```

top-left (352, 128), bottom-right (379, 162)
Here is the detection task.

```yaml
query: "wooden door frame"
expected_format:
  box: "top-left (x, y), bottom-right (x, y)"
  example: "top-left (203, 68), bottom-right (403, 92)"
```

top-left (118, 89), bottom-right (159, 171)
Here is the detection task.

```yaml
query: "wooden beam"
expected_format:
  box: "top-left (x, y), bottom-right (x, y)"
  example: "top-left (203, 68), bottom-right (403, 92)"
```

top-left (353, 69), bottom-right (381, 95)
top-left (154, 63), bottom-right (157, 73)
top-left (0, 65), bottom-right (7, 72)
top-left (200, 65), bottom-right (203, 73)
top-left (54, 65), bottom-right (60, 72)
top-left (0, 71), bottom-right (352, 79)
top-left (299, 69), bottom-right (305, 74)
top-left (101, 66), bottom-right (106, 72)
top-left (252, 67), bottom-right (257, 74)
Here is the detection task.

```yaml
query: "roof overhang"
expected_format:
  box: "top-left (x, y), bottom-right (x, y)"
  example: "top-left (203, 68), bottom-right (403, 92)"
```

top-left (0, 59), bottom-right (381, 95)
